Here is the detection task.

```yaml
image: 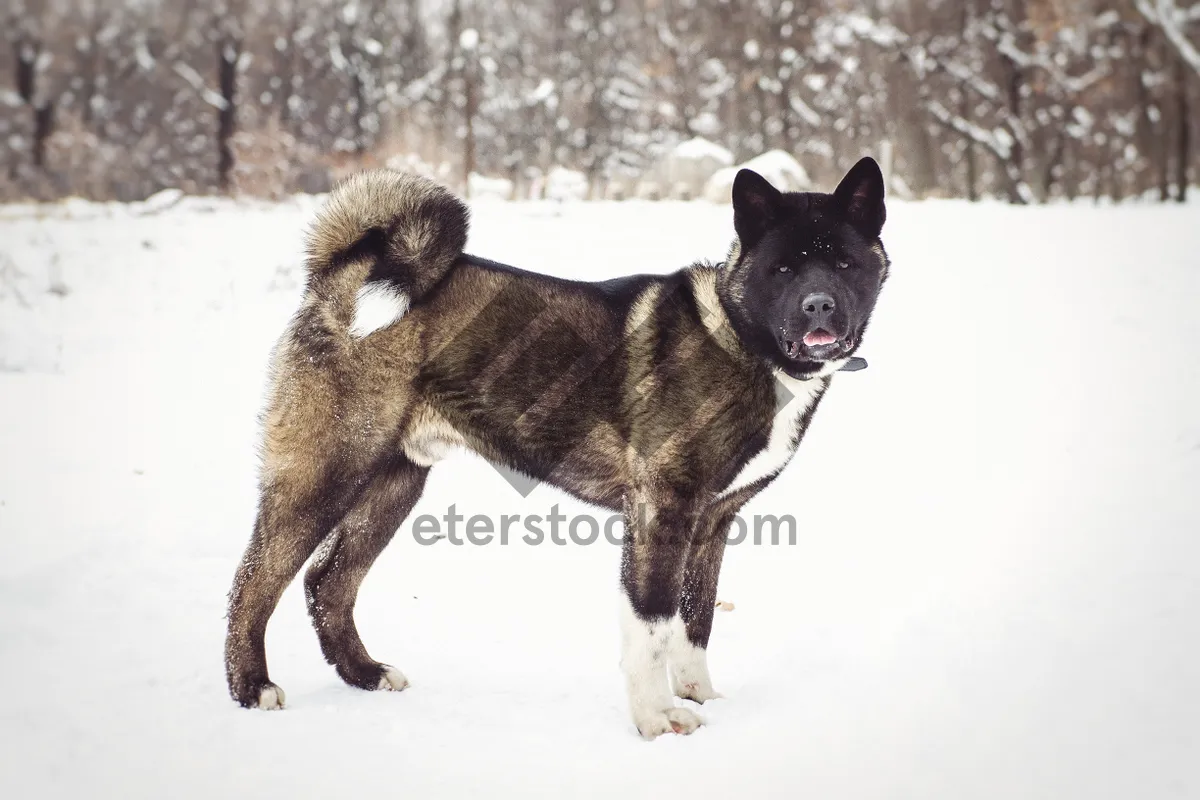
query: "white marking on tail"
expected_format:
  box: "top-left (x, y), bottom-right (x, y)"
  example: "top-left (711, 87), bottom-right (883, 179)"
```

top-left (350, 282), bottom-right (409, 338)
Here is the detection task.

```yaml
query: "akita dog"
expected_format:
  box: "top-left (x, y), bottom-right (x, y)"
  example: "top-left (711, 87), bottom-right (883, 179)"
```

top-left (225, 159), bottom-right (889, 738)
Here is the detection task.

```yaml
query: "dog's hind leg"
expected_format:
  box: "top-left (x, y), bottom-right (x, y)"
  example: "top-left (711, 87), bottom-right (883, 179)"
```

top-left (225, 467), bottom-right (359, 710)
top-left (672, 510), bottom-right (733, 704)
top-left (304, 455), bottom-right (428, 691)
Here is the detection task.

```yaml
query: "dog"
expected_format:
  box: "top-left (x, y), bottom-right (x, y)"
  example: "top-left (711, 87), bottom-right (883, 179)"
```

top-left (225, 158), bottom-right (889, 738)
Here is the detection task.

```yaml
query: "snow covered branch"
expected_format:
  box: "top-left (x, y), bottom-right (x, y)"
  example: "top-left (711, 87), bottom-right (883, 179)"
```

top-left (1137, 0), bottom-right (1200, 76)
top-left (927, 100), bottom-right (1014, 160)
top-left (172, 62), bottom-right (230, 111)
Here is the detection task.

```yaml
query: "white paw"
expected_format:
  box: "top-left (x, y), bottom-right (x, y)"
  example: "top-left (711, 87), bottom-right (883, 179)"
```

top-left (256, 683), bottom-right (286, 710)
top-left (667, 630), bottom-right (722, 703)
top-left (633, 706), bottom-right (704, 740)
top-left (673, 680), bottom-right (724, 704)
top-left (378, 665), bottom-right (409, 691)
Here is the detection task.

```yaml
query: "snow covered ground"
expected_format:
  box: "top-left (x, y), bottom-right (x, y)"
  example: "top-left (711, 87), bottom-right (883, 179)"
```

top-left (1, 195), bottom-right (1198, 798)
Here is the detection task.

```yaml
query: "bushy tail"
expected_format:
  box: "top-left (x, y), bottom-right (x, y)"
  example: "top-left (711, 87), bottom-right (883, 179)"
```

top-left (299, 170), bottom-right (470, 344)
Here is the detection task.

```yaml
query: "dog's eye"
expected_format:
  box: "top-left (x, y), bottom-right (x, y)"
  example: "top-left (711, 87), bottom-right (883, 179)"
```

top-left (836, 259), bottom-right (850, 270)
top-left (777, 265), bottom-right (791, 274)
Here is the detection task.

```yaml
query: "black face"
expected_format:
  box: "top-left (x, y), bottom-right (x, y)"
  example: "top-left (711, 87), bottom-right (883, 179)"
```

top-left (725, 158), bottom-right (889, 378)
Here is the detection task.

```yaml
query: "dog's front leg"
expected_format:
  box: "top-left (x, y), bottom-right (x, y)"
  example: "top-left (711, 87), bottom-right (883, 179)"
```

top-left (618, 491), bottom-right (704, 739)
top-left (672, 509), bottom-right (734, 703)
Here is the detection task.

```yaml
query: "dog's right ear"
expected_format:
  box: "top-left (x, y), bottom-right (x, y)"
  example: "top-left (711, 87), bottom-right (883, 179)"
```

top-left (732, 169), bottom-right (783, 249)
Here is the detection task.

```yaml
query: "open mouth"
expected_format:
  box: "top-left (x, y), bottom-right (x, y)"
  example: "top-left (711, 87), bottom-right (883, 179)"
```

top-left (802, 330), bottom-right (838, 347)
top-left (782, 329), bottom-right (853, 361)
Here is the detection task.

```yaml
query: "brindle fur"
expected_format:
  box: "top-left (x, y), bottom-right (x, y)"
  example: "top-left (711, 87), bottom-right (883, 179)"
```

top-left (225, 162), bottom-right (889, 734)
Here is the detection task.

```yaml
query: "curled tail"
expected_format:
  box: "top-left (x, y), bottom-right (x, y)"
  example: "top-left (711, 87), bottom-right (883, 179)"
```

top-left (300, 170), bottom-right (470, 344)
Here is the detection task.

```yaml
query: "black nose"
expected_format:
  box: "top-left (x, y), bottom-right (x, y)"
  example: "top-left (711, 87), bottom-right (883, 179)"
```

top-left (801, 292), bottom-right (836, 326)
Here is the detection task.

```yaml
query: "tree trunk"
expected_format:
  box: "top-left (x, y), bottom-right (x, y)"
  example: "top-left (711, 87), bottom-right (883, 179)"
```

top-left (1159, 129), bottom-right (1172, 202)
top-left (217, 39), bottom-right (239, 192)
top-left (32, 101), bottom-right (54, 168)
top-left (15, 37), bottom-right (36, 106)
top-left (1062, 139), bottom-right (1078, 201)
top-left (960, 0), bottom-right (978, 202)
top-left (1042, 132), bottom-right (1065, 201)
top-left (961, 92), bottom-right (978, 201)
top-left (1175, 56), bottom-right (1190, 203)
top-left (79, 13), bottom-right (101, 129)
top-left (277, 4), bottom-right (297, 127)
top-left (352, 67), bottom-right (365, 155)
top-left (463, 57), bottom-right (476, 198)
top-left (999, 0), bottom-right (1028, 204)
top-left (15, 35), bottom-right (54, 171)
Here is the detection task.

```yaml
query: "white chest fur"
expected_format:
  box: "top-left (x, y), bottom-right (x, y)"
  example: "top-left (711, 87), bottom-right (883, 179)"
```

top-left (718, 370), bottom-right (826, 498)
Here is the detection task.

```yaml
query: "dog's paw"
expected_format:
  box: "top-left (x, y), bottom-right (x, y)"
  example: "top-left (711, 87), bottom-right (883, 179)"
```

top-left (253, 682), bottom-right (286, 710)
top-left (674, 681), bottom-right (724, 704)
top-left (377, 665), bottom-right (409, 692)
top-left (633, 706), bottom-right (704, 740)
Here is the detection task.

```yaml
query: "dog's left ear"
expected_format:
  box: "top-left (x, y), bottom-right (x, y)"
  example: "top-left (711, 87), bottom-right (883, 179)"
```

top-left (833, 157), bottom-right (886, 239)
top-left (732, 169), bottom-right (784, 249)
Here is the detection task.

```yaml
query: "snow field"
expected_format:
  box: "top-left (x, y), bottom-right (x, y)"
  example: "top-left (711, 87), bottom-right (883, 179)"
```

top-left (1, 196), bottom-right (1198, 798)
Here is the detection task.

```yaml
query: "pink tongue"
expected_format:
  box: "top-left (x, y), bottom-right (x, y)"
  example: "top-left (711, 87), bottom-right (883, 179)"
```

top-left (803, 331), bottom-right (838, 347)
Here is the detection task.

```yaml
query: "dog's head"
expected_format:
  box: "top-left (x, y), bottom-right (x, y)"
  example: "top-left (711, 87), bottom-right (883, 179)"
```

top-left (718, 157), bottom-right (889, 379)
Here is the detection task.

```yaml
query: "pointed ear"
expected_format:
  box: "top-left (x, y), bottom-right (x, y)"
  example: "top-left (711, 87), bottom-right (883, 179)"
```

top-left (833, 157), bottom-right (886, 238)
top-left (732, 169), bottom-right (784, 248)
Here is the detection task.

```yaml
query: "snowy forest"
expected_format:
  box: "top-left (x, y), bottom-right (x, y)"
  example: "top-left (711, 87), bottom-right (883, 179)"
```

top-left (1, 0), bottom-right (1197, 203)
